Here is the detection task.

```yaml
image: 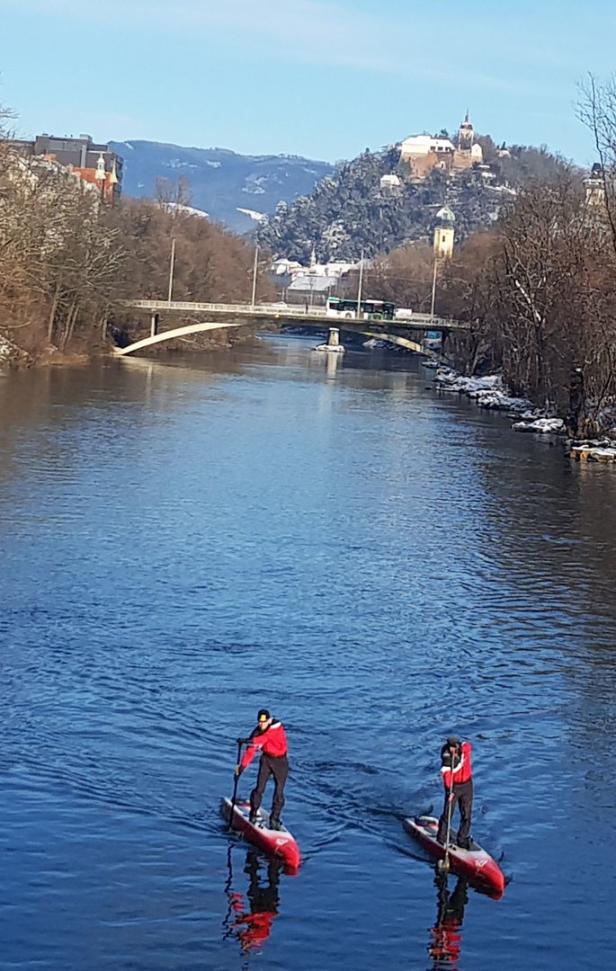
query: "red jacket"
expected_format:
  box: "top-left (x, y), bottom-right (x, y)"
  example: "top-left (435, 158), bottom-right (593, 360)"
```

top-left (240, 721), bottom-right (288, 770)
top-left (441, 741), bottom-right (472, 789)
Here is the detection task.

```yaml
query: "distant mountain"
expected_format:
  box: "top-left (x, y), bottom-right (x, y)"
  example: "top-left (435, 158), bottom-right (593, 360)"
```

top-left (110, 140), bottom-right (333, 234)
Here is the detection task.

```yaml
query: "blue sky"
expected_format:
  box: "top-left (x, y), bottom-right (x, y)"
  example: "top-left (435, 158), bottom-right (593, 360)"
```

top-left (1, 0), bottom-right (613, 163)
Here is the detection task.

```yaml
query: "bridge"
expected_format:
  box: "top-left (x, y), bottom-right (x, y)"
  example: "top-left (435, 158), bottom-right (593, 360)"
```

top-left (115, 299), bottom-right (467, 357)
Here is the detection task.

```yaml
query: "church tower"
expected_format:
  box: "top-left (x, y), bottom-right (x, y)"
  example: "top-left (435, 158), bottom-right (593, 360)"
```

top-left (458, 111), bottom-right (474, 152)
top-left (584, 163), bottom-right (606, 208)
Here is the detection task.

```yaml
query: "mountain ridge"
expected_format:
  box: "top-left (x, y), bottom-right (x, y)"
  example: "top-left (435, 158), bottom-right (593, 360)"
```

top-left (110, 139), bottom-right (333, 233)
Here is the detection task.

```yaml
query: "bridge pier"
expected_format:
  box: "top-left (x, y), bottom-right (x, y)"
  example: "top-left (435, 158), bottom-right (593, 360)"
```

top-left (150, 313), bottom-right (160, 338)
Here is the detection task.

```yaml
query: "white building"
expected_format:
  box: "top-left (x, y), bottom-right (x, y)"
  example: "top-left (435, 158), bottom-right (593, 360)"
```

top-left (400, 134), bottom-right (455, 162)
top-left (271, 258), bottom-right (303, 278)
top-left (380, 173), bottom-right (402, 193)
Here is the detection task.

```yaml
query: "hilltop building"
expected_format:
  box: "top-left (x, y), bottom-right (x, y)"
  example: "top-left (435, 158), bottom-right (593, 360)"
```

top-left (400, 113), bottom-right (483, 181)
top-left (400, 134), bottom-right (455, 180)
top-left (380, 173), bottom-right (402, 195)
top-left (433, 206), bottom-right (455, 259)
top-left (455, 111), bottom-right (483, 169)
top-left (584, 163), bottom-right (606, 208)
top-left (6, 133), bottom-right (123, 204)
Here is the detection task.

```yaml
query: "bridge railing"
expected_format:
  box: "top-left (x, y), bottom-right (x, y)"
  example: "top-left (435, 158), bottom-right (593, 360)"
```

top-left (124, 300), bottom-right (467, 330)
top-left (127, 300), bottom-right (342, 316)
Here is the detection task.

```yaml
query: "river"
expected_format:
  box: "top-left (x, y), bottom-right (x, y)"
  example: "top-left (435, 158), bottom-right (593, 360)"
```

top-left (1, 336), bottom-right (615, 970)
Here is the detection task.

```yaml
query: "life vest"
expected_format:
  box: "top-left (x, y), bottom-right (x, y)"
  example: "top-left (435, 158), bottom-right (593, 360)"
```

top-left (440, 741), bottom-right (473, 789)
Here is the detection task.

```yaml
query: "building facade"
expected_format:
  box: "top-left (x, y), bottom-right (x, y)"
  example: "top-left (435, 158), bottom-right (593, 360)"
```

top-left (400, 113), bottom-right (483, 181)
top-left (7, 134), bottom-right (123, 203)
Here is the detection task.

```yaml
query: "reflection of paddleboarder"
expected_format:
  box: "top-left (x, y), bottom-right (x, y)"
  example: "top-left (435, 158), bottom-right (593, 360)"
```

top-left (224, 848), bottom-right (282, 954)
top-left (428, 871), bottom-right (468, 967)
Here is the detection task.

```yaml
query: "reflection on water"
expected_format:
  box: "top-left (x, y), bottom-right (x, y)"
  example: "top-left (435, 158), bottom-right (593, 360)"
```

top-left (428, 873), bottom-right (469, 969)
top-left (223, 847), bottom-right (282, 956)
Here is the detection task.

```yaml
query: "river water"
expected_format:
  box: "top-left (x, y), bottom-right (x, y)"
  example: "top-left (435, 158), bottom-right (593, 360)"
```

top-left (1, 336), bottom-right (615, 970)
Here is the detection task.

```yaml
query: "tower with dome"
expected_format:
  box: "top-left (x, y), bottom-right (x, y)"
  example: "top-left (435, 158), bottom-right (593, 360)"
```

top-left (433, 206), bottom-right (455, 259)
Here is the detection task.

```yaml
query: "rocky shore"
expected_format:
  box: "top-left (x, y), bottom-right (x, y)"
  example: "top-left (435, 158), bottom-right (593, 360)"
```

top-left (0, 334), bottom-right (33, 368)
top-left (434, 368), bottom-right (616, 464)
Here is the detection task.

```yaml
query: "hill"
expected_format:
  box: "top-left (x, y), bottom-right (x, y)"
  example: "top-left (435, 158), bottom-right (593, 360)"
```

top-left (110, 140), bottom-right (333, 234)
top-left (256, 139), bottom-right (570, 262)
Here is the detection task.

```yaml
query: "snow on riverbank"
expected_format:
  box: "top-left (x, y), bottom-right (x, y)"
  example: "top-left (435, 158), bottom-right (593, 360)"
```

top-left (435, 369), bottom-right (534, 415)
top-left (433, 366), bottom-right (616, 462)
top-left (512, 417), bottom-right (565, 433)
top-left (570, 442), bottom-right (616, 463)
top-left (0, 334), bottom-right (31, 367)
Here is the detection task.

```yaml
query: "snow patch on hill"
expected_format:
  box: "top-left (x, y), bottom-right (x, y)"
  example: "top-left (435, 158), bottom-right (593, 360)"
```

top-left (167, 203), bottom-right (209, 219)
top-left (237, 208), bottom-right (266, 222)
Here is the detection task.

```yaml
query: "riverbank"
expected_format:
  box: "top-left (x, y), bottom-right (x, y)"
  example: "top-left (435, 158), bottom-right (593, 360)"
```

top-left (0, 322), bottom-right (263, 370)
top-left (434, 367), bottom-right (616, 463)
top-left (0, 333), bottom-right (108, 370)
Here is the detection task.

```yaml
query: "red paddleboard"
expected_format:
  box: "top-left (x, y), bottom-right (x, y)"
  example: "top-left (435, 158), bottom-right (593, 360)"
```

top-left (221, 798), bottom-right (301, 873)
top-left (403, 815), bottom-right (505, 898)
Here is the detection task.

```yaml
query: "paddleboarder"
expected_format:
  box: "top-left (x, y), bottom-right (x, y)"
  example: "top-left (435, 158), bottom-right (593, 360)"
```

top-left (236, 709), bottom-right (289, 830)
top-left (436, 736), bottom-right (473, 849)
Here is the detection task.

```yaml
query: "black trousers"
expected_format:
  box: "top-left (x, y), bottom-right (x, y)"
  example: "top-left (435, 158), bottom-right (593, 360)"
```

top-left (250, 755), bottom-right (288, 819)
top-left (437, 780), bottom-right (473, 847)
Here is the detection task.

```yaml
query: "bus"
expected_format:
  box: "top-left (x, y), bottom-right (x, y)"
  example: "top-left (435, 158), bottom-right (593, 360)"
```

top-left (325, 296), bottom-right (396, 321)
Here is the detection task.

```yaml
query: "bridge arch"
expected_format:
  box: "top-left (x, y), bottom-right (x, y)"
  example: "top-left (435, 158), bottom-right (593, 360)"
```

top-left (113, 320), bottom-right (245, 356)
top-left (114, 318), bottom-right (438, 358)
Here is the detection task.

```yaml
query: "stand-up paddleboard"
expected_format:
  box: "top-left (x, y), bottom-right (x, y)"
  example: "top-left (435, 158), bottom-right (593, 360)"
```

top-left (222, 798), bottom-right (301, 872)
top-left (403, 815), bottom-right (505, 897)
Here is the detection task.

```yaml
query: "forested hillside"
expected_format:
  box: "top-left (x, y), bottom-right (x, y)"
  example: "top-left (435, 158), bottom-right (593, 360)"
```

top-left (257, 140), bottom-right (571, 262)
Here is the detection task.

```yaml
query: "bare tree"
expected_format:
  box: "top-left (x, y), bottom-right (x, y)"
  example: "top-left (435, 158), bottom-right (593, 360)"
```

top-left (577, 74), bottom-right (616, 257)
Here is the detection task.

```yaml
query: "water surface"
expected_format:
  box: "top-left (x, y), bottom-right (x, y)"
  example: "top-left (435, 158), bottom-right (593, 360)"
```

top-left (1, 337), bottom-right (615, 969)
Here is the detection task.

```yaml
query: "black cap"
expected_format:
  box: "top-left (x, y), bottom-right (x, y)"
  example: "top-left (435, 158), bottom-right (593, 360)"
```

top-left (257, 709), bottom-right (270, 722)
top-left (446, 736), bottom-right (461, 747)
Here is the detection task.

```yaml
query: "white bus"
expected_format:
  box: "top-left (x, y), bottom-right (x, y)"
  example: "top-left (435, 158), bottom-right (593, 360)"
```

top-left (326, 297), bottom-right (396, 321)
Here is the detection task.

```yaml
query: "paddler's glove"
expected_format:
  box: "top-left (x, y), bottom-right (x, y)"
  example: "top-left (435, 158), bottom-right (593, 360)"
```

top-left (234, 765), bottom-right (243, 778)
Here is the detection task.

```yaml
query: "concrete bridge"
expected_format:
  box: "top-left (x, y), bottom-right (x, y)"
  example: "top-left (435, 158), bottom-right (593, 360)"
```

top-left (115, 299), bottom-right (467, 357)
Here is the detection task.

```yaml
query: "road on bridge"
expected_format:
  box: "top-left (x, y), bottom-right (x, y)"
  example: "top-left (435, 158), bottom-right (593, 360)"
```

top-left (124, 299), bottom-right (468, 333)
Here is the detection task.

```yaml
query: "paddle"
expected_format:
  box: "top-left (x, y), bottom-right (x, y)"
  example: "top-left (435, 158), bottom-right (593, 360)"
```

top-left (438, 746), bottom-right (456, 873)
top-left (228, 738), bottom-right (244, 831)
